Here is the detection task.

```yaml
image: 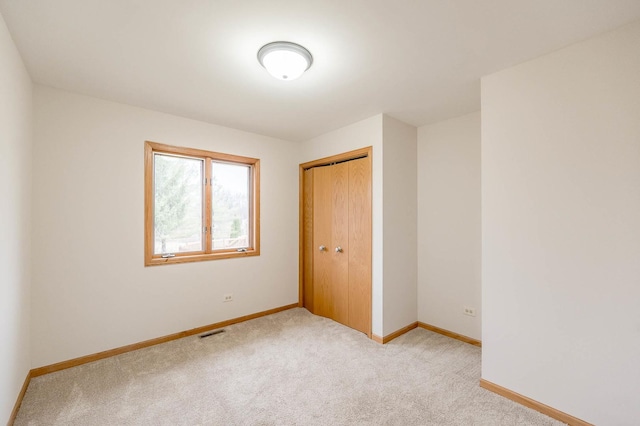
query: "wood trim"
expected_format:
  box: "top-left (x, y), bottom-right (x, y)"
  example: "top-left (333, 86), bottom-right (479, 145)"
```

top-left (375, 323), bottom-right (481, 347)
top-left (298, 164), bottom-right (305, 307)
top-left (144, 141), bottom-right (260, 266)
top-left (300, 146), bottom-right (372, 171)
top-left (145, 141), bottom-right (259, 165)
top-left (30, 303), bottom-right (298, 377)
top-left (144, 141), bottom-right (154, 266)
top-left (372, 322), bottom-right (418, 344)
top-left (145, 250), bottom-right (259, 266)
top-left (480, 379), bottom-right (593, 426)
top-left (252, 159), bottom-right (260, 257)
top-left (8, 371), bottom-right (31, 426)
top-left (417, 322), bottom-right (482, 347)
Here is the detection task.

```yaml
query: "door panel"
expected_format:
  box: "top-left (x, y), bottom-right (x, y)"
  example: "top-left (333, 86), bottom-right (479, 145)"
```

top-left (303, 169), bottom-right (314, 310)
top-left (331, 162), bottom-right (350, 326)
top-left (348, 157), bottom-right (372, 336)
top-left (312, 166), bottom-right (333, 319)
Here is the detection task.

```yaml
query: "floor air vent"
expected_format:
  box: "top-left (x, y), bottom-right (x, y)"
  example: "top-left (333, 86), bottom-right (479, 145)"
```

top-left (199, 329), bottom-right (225, 339)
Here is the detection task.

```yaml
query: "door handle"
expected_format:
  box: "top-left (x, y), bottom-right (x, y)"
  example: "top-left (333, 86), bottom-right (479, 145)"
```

top-left (319, 245), bottom-right (326, 251)
top-left (335, 246), bottom-right (343, 253)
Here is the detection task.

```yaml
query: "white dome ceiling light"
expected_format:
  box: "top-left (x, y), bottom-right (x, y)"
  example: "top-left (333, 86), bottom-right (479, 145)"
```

top-left (257, 41), bottom-right (313, 81)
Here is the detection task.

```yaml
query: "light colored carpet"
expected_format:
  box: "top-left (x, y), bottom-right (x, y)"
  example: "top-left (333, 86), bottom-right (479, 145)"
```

top-left (15, 308), bottom-right (564, 425)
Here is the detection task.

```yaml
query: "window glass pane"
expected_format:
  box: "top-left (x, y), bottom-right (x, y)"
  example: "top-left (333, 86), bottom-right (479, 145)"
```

top-left (154, 154), bottom-right (203, 254)
top-left (211, 162), bottom-right (250, 250)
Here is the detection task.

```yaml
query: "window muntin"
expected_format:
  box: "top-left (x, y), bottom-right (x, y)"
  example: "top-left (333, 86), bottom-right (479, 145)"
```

top-left (145, 141), bottom-right (259, 266)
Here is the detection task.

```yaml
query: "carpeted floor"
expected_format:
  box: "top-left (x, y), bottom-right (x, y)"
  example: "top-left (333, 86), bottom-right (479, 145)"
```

top-left (15, 308), bottom-right (564, 425)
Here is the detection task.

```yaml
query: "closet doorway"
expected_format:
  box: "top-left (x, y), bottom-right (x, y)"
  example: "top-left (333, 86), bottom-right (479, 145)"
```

top-left (299, 147), bottom-right (372, 337)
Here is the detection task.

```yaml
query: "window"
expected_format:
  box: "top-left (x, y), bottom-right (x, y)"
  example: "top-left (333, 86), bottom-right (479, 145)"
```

top-left (144, 141), bottom-right (259, 266)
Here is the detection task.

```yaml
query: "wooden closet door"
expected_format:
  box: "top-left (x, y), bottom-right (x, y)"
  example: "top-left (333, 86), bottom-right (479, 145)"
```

top-left (304, 150), bottom-right (371, 337)
top-left (330, 162), bottom-right (349, 326)
top-left (302, 168), bottom-right (314, 311)
top-left (312, 166), bottom-right (333, 319)
top-left (347, 157), bottom-right (372, 335)
top-left (312, 163), bottom-right (349, 326)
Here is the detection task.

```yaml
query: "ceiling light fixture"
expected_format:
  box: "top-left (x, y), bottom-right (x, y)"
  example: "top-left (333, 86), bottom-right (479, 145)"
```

top-left (257, 41), bottom-right (313, 81)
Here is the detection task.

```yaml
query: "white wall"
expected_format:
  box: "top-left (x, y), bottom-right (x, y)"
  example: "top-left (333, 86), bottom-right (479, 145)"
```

top-left (301, 114), bottom-right (418, 338)
top-left (31, 86), bottom-right (300, 367)
top-left (482, 20), bottom-right (640, 425)
top-left (417, 112), bottom-right (481, 340)
top-left (300, 115), bottom-right (384, 336)
top-left (382, 116), bottom-right (417, 336)
top-left (0, 11), bottom-right (32, 422)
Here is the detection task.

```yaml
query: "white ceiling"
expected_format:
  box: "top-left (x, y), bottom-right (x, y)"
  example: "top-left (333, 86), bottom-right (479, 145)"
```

top-left (2, 0), bottom-right (640, 141)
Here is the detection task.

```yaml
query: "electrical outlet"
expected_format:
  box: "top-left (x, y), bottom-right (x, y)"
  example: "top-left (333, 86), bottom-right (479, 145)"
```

top-left (463, 306), bottom-right (476, 317)
top-left (223, 294), bottom-right (233, 303)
